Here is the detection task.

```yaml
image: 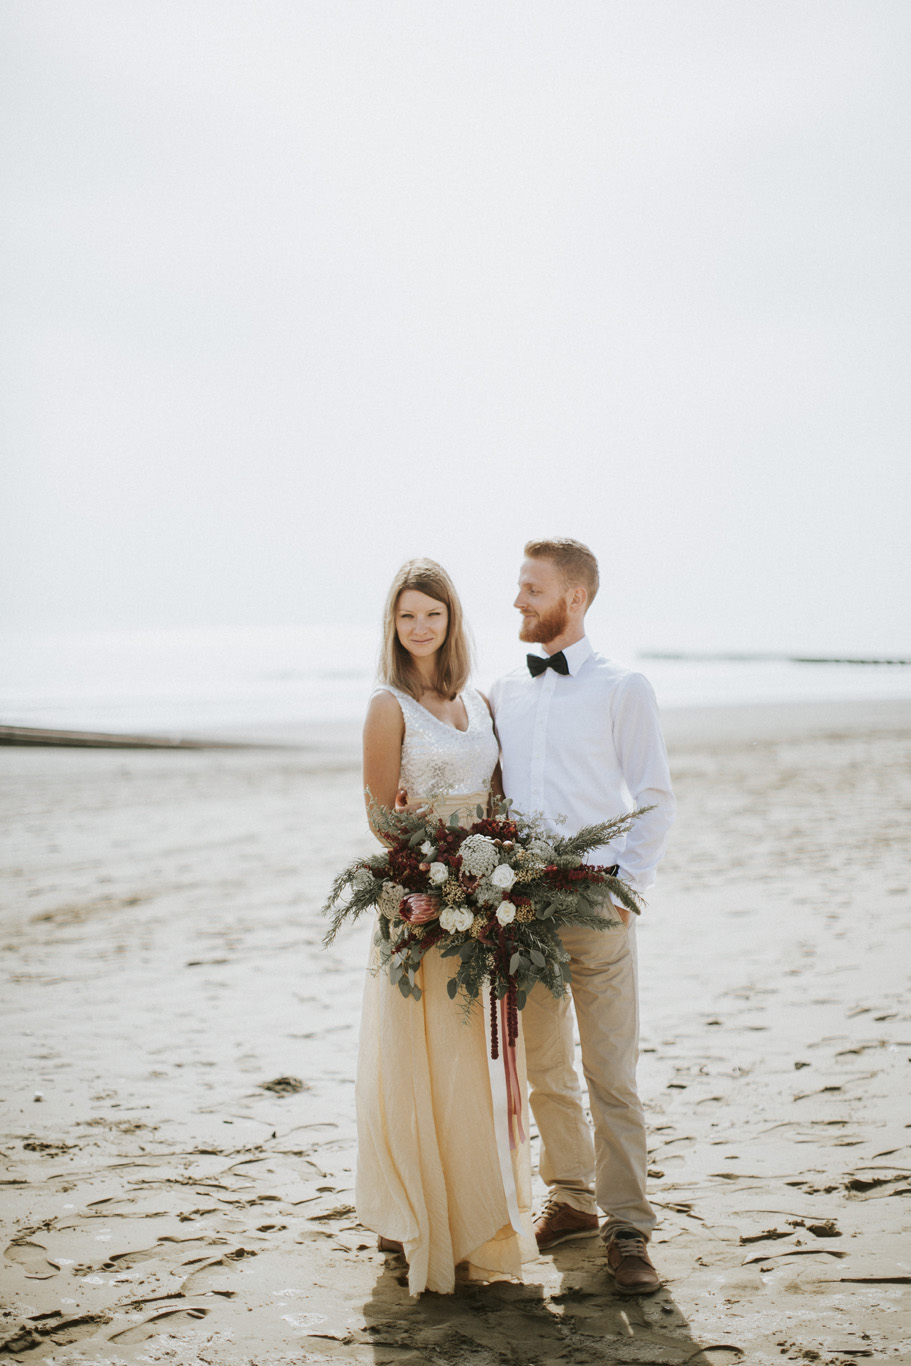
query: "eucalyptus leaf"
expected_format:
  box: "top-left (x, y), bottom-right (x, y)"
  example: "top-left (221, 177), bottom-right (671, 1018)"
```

top-left (398, 977), bottom-right (412, 997)
top-left (446, 977), bottom-right (459, 1000)
top-left (529, 948), bottom-right (546, 968)
top-left (476, 804), bottom-right (485, 819)
top-left (509, 952), bottom-right (522, 975)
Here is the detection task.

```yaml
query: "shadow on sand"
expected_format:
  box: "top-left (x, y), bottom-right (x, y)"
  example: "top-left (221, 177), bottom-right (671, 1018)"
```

top-left (360, 1243), bottom-right (745, 1365)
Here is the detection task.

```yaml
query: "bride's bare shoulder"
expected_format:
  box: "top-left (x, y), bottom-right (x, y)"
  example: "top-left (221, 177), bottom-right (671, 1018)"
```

top-left (364, 687), bottom-right (405, 734)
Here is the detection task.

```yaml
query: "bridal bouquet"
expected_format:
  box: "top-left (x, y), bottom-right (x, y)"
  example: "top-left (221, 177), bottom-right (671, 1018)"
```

top-left (322, 796), bottom-right (646, 1059)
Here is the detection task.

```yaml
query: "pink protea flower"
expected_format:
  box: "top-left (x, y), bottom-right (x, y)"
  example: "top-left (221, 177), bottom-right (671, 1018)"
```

top-left (400, 893), bottom-right (441, 925)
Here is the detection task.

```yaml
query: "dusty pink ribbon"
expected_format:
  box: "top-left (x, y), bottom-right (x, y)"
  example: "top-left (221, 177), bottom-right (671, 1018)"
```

top-left (500, 999), bottom-right (526, 1150)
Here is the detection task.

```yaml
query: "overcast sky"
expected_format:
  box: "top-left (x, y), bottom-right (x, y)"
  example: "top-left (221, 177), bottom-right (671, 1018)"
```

top-left (2, 1), bottom-right (909, 654)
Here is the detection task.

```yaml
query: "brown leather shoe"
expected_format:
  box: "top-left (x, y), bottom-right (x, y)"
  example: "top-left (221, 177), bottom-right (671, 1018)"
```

top-left (534, 1200), bottom-right (600, 1251)
top-left (377, 1235), bottom-right (404, 1254)
top-left (606, 1230), bottom-right (661, 1294)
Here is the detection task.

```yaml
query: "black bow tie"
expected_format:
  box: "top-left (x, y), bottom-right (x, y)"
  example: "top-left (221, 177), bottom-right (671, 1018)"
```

top-left (527, 651), bottom-right (569, 677)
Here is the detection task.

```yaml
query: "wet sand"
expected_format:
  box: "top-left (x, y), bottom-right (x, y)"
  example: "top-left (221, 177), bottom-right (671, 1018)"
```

top-left (1, 701), bottom-right (910, 1365)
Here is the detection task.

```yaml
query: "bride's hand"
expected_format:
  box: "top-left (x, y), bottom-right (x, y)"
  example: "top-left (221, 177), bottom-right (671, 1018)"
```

top-left (394, 788), bottom-right (424, 814)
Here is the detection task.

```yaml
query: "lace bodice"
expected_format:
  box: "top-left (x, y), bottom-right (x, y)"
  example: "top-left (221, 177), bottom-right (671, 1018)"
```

top-left (377, 685), bottom-right (499, 801)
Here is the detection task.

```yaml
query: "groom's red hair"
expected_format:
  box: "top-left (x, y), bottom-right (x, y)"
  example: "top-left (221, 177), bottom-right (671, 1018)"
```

top-left (524, 538), bottom-right (600, 607)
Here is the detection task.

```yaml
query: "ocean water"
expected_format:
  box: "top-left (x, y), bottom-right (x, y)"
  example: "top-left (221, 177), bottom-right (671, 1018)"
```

top-left (1, 625), bottom-right (910, 736)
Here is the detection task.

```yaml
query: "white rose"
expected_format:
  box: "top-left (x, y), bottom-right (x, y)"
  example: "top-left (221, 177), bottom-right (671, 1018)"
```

top-left (440, 905), bottom-right (473, 934)
top-left (420, 840), bottom-right (435, 857)
top-left (490, 864), bottom-right (516, 890)
top-left (454, 906), bottom-right (473, 932)
top-left (496, 901), bottom-right (517, 926)
top-left (429, 862), bottom-right (448, 885)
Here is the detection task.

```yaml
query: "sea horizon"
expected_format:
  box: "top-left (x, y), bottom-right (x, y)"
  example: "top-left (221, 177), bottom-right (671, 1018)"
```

top-left (2, 623), bottom-right (911, 738)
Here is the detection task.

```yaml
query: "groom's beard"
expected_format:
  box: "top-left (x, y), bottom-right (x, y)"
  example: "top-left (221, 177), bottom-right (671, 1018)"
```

top-left (519, 601), bottom-right (568, 645)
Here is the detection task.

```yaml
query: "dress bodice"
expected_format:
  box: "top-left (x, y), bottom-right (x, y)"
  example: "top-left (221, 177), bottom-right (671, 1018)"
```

top-left (376, 684), bottom-right (499, 801)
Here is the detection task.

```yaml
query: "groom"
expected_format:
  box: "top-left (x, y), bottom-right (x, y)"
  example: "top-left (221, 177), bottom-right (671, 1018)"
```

top-left (489, 538), bottom-right (676, 1295)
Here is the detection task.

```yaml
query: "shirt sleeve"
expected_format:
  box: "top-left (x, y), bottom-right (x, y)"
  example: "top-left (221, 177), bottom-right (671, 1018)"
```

top-left (609, 672), bottom-right (676, 903)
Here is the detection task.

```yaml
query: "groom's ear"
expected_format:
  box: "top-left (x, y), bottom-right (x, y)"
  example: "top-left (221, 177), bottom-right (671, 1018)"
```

top-left (570, 584), bottom-right (587, 611)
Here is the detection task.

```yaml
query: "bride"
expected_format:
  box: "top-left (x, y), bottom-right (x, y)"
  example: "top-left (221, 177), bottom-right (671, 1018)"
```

top-left (356, 558), bottom-right (536, 1295)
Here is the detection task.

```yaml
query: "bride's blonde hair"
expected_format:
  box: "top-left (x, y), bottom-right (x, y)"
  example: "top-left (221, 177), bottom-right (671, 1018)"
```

top-left (380, 559), bottom-right (472, 701)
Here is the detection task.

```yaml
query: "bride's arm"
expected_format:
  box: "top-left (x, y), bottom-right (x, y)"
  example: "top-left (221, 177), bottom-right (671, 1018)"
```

top-left (362, 691), bottom-right (405, 836)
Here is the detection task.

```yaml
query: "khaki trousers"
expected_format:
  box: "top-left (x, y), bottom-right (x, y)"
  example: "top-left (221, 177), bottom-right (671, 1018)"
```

top-left (522, 918), bottom-right (656, 1242)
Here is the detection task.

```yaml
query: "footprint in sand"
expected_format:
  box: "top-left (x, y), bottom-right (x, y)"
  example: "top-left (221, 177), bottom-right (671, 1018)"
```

top-left (4, 1241), bottom-right (60, 1279)
top-left (110, 1307), bottom-right (210, 1343)
top-left (0, 1314), bottom-right (110, 1356)
top-left (683, 1349), bottom-right (745, 1365)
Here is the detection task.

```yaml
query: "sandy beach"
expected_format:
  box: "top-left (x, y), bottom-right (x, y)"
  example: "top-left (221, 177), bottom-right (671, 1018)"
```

top-left (2, 700), bottom-right (910, 1365)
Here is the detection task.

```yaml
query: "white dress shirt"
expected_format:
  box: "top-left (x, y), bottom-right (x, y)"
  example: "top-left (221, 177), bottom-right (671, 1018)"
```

top-left (489, 635), bottom-right (675, 902)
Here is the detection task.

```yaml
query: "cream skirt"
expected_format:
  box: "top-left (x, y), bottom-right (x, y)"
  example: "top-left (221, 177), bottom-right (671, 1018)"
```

top-left (354, 792), bottom-right (536, 1295)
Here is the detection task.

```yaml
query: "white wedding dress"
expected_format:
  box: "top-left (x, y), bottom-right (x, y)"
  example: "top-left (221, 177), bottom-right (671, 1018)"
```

top-left (355, 684), bottom-right (536, 1295)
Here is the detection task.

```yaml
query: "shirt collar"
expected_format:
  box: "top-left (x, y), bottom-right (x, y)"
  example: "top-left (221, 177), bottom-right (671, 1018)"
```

top-left (531, 635), bottom-right (592, 676)
top-left (562, 635), bottom-right (593, 676)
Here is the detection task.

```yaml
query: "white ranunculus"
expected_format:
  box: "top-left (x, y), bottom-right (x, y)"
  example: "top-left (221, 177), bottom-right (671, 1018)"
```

top-left (496, 901), bottom-right (517, 926)
top-left (440, 905), bottom-right (473, 934)
top-left (459, 834), bottom-right (499, 877)
top-left (428, 862), bottom-right (449, 885)
top-left (490, 863), bottom-right (516, 890)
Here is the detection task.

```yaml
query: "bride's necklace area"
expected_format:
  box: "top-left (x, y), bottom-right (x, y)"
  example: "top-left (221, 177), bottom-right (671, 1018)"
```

top-left (413, 679), bottom-right (468, 730)
top-left (411, 667), bottom-right (445, 701)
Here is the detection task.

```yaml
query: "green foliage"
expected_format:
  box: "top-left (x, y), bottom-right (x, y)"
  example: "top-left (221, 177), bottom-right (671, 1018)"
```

top-left (321, 791), bottom-right (649, 1012)
top-left (321, 864), bottom-right (381, 946)
top-left (550, 805), bottom-right (654, 860)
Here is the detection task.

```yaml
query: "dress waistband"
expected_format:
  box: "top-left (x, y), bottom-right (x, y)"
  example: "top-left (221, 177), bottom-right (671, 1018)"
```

top-left (423, 791), bottom-right (490, 824)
